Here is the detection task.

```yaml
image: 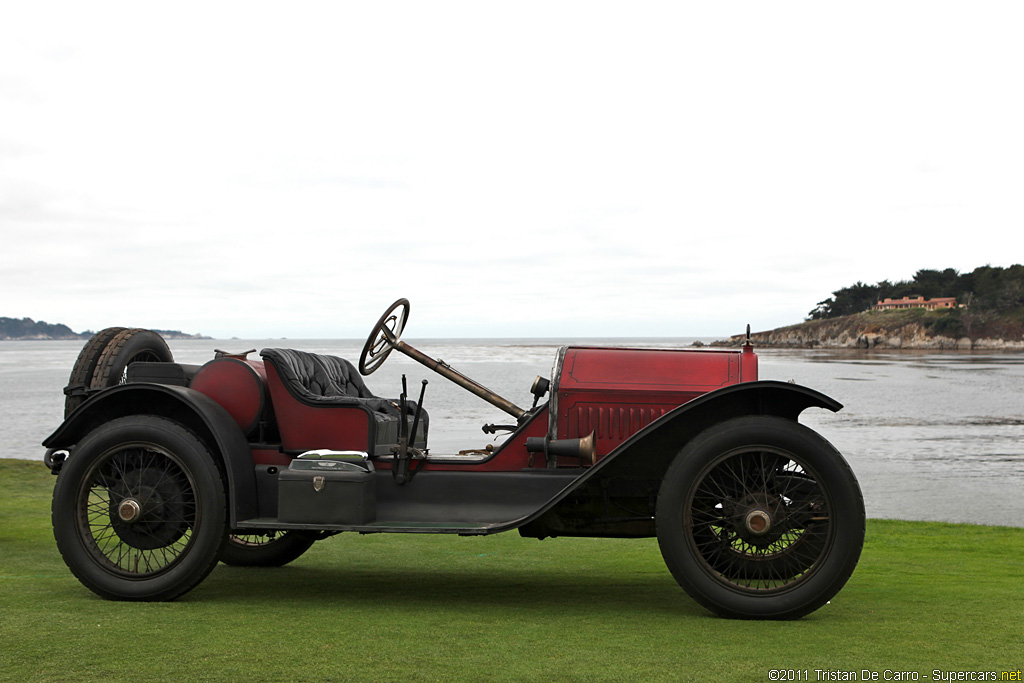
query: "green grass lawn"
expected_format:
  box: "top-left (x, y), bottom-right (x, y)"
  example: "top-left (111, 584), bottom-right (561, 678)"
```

top-left (1, 458), bottom-right (1021, 682)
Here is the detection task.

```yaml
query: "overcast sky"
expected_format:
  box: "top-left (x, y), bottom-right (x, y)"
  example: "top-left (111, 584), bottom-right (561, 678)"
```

top-left (1, 2), bottom-right (1022, 339)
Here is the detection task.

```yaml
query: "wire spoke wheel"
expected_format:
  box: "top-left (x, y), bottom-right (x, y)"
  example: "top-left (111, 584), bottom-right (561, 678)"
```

top-left (220, 531), bottom-right (316, 567)
top-left (52, 416), bottom-right (227, 601)
top-left (688, 450), bottom-right (829, 591)
top-left (657, 416), bottom-right (864, 619)
top-left (229, 533), bottom-right (275, 548)
top-left (78, 444), bottom-right (198, 577)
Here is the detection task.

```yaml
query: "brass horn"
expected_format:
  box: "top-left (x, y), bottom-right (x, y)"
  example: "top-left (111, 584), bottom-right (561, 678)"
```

top-left (525, 432), bottom-right (597, 466)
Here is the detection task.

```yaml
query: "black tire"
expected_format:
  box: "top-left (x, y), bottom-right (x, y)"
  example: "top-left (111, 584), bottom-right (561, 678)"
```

top-left (91, 328), bottom-right (173, 389)
top-left (656, 416), bottom-right (864, 620)
top-left (64, 327), bottom-right (126, 418)
top-left (52, 416), bottom-right (228, 601)
top-left (220, 532), bottom-right (316, 567)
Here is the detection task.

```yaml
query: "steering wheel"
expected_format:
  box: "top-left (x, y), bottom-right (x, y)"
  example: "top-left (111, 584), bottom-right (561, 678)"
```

top-left (359, 298), bottom-right (410, 375)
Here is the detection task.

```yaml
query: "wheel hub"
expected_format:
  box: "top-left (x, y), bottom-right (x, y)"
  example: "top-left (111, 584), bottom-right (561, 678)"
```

top-left (117, 498), bottom-right (142, 522)
top-left (733, 493), bottom-right (788, 547)
top-left (744, 509), bottom-right (772, 535)
top-left (108, 466), bottom-right (194, 550)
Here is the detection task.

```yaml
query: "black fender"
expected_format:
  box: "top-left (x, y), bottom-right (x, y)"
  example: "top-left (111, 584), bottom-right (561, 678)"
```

top-left (515, 380), bottom-right (842, 538)
top-left (43, 384), bottom-right (258, 527)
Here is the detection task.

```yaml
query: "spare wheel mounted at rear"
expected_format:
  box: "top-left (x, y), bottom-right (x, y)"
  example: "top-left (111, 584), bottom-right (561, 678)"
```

top-left (91, 328), bottom-right (174, 390)
top-left (63, 327), bottom-right (126, 418)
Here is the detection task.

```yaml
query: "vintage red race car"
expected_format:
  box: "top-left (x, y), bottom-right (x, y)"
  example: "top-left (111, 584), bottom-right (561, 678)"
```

top-left (44, 299), bottom-right (864, 619)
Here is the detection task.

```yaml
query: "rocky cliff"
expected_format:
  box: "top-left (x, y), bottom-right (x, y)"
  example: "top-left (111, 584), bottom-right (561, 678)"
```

top-left (715, 309), bottom-right (1024, 350)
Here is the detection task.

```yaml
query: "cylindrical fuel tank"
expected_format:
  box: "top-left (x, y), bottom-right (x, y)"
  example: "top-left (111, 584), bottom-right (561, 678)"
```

top-left (190, 357), bottom-right (270, 437)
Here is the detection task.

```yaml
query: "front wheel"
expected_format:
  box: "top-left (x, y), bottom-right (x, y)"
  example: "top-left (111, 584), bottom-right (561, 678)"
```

top-left (656, 416), bottom-right (864, 619)
top-left (52, 416), bottom-right (228, 601)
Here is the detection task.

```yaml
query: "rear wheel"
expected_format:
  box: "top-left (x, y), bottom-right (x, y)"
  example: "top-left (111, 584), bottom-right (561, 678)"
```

top-left (220, 532), bottom-right (316, 567)
top-left (656, 416), bottom-right (864, 619)
top-left (52, 416), bottom-right (228, 601)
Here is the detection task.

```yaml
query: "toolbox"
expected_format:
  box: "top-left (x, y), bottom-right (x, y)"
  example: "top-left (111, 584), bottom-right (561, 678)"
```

top-left (277, 458), bottom-right (376, 525)
top-left (126, 362), bottom-right (202, 386)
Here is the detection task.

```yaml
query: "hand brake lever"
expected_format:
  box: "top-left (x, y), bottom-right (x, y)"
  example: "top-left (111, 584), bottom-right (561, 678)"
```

top-left (410, 379), bottom-right (427, 446)
top-left (394, 375), bottom-right (410, 484)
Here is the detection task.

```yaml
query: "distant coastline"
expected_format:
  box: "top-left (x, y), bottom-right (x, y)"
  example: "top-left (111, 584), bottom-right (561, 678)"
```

top-left (0, 317), bottom-right (210, 341)
top-left (726, 264), bottom-right (1024, 350)
top-left (714, 309), bottom-right (1024, 350)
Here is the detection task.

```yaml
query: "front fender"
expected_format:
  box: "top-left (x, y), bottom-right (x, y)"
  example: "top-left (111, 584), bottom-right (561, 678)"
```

top-left (516, 380), bottom-right (842, 537)
top-left (593, 379), bottom-right (840, 477)
top-left (44, 384), bottom-right (258, 527)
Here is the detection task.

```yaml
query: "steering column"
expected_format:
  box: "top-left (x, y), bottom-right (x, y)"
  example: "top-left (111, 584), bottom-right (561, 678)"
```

top-left (359, 298), bottom-right (528, 421)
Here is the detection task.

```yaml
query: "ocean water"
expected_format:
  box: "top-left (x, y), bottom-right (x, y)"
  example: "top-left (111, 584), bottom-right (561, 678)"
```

top-left (2, 338), bottom-right (1022, 527)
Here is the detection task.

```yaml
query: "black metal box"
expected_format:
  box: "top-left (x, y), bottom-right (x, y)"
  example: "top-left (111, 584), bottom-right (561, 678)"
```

top-left (277, 459), bottom-right (376, 525)
top-left (126, 362), bottom-right (202, 386)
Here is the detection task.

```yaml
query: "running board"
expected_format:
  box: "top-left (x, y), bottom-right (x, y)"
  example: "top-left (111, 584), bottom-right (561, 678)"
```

top-left (235, 517), bottom-right (498, 535)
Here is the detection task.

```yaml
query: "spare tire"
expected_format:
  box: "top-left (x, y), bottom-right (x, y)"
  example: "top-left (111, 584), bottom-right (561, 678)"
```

top-left (91, 328), bottom-right (173, 390)
top-left (64, 327), bottom-right (126, 418)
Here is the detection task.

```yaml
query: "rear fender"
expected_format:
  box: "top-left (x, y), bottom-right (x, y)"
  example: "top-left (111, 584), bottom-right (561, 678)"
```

top-left (43, 384), bottom-right (258, 527)
top-left (517, 380), bottom-right (842, 538)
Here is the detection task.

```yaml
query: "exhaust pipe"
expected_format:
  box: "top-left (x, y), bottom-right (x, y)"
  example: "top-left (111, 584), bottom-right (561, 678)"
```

top-left (525, 432), bottom-right (597, 467)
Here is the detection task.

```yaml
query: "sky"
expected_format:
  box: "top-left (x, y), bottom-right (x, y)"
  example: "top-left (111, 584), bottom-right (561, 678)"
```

top-left (2, 2), bottom-right (1022, 339)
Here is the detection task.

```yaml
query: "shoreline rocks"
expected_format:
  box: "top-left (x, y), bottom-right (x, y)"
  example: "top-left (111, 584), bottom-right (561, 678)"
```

top-left (715, 319), bottom-right (1024, 350)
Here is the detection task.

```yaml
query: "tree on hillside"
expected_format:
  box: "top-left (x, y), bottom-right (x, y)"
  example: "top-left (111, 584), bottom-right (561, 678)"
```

top-left (805, 265), bottom-right (1024, 320)
top-left (900, 268), bottom-right (960, 298)
top-left (973, 264), bottom-right (1024, 310)
top-left (0, 317), bottom-right (81, 339)
top-left (807, 282), bottom-right (880, 320)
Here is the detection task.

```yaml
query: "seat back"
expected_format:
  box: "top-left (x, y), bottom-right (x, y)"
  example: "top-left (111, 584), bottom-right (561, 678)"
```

top-left (261, 348), bottom-right (376, 402)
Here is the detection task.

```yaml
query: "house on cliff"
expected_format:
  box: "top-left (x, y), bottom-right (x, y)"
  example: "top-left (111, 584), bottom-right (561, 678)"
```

top-left (873, 296), bottom-right (959, 311)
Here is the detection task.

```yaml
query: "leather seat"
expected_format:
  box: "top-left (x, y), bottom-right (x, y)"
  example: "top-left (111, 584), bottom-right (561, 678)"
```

top-left (260, 348), bottom-right (427, 449)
